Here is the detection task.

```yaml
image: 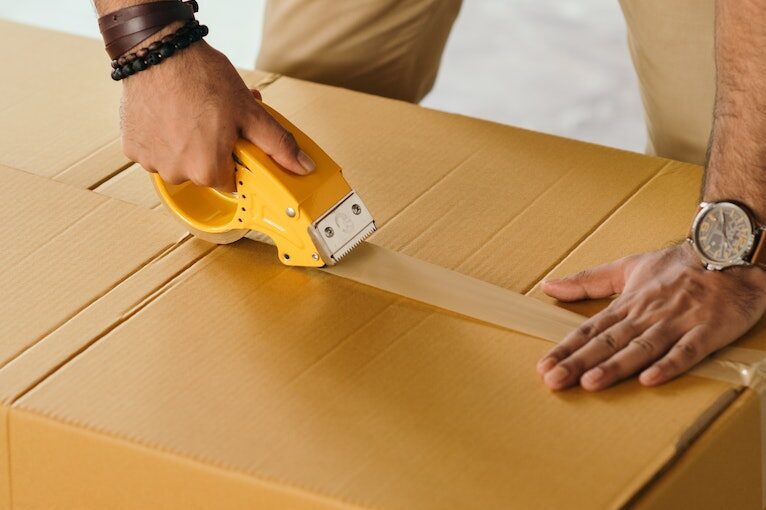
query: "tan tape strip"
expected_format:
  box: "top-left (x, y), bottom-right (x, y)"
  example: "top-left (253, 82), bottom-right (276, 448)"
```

top-left (323, 242), bottom-right (585, 343)
top-left (321, 241), bottom-right (766, 504)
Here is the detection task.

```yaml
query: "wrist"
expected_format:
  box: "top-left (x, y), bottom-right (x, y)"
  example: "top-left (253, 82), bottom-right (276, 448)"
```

top-left (703, 118), bottom-right (766, 224)
top-left (702, 170), bottom-right (766, 226)
top-left (112, 19), bottom-right (208, 82)
top-left (125, 20), bottom-right (185, 55)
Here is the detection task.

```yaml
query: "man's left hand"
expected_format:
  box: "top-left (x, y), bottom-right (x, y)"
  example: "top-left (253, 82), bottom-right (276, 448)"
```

top-left (537, 243), bottom-right (766, 391)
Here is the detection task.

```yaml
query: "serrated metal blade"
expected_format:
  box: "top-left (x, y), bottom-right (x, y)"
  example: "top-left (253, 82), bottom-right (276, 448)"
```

top-left (309, 191), bottom-right (376, 265)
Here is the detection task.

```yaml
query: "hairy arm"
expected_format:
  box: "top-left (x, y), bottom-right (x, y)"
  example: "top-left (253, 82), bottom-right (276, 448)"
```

top-left (705, 0), bottom-right (766, 219)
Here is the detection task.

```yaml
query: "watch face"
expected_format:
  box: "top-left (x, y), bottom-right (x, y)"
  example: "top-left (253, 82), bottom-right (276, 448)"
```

top-left (694, 202), bottom-right (754, 265)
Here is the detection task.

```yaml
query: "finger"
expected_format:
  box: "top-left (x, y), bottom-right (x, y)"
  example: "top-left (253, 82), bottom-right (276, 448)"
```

top-left (250, 88), bottom-right (262, 101)
top-left (541, 257), bottom-right (632, 302)
top-left (543, 319), bottom-right (639, 390)
top-left (211, 153), bottom-right (237, 193)
top-left (242, 106), bottom-right (315, 175)
top-left (639, 325), bottom-right (712, 386)
top-left (537, 303), bottom-right (625, 376)
top-left (579, 321), bottom-right (679, 391)
top-left (157, 170), bottom-right (186, 185)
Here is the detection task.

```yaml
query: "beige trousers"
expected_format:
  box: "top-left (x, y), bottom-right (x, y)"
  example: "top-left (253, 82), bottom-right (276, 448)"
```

top-left (257, 0), bottom-right (715, 165)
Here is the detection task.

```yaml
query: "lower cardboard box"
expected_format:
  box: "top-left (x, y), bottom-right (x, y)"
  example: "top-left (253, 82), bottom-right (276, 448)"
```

top-left (3, 21), bottom-right (766, 510)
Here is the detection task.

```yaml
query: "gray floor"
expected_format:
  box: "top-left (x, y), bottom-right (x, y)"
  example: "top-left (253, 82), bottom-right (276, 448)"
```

top-left (0, 0), bottom-right (646, 152)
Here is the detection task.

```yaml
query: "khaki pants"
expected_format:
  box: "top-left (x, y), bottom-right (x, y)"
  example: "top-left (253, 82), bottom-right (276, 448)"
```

top-left (257, 0), bottom-right (714, 165)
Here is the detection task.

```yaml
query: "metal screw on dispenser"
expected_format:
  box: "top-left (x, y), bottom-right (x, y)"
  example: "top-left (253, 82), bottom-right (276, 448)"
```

top-left (312, 253), bottom-right (320, 261)
top-left (285, 207), bottom-right (296, 218)
top-left (351, 204), bottom-right (361, 215)
top-left (324, 227), bottom-right (334, 238)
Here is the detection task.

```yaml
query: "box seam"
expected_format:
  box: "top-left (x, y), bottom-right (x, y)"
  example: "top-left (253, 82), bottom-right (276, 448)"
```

top-left (618, 387), bottom-right (746, 509)
top-left (523, 159), bottom-right (676, 294)
top-left (3, 236), bottom-right (215, 405)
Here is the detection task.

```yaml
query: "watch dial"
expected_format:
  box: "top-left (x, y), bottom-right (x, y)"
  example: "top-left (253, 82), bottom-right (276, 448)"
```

top-left (696, 203), bottom-right (753, 263)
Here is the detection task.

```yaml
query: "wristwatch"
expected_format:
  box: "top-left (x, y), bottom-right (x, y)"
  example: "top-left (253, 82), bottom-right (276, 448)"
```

top-left (688, 200), bottom-right (766, 271)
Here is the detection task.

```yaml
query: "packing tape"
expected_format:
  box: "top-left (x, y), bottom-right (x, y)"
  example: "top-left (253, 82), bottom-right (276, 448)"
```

top-left (321, 241), bottom-right (766, 505)
top-left (323, 242), bottom-right (585, 343)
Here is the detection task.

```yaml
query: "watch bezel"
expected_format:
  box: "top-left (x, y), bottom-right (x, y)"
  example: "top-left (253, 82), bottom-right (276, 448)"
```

top-left (690, 201), bottom-right (757, 270)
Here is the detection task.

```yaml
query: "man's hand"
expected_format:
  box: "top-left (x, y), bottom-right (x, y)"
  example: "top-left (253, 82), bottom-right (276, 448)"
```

top-left (537, 243), bottom-right (766, 391)
top-left (120, 41), bottom-right (315, 192)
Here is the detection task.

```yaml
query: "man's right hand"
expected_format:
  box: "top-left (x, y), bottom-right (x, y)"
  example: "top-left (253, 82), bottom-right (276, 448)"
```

top-left (120, 40), bottom-right (315, 192)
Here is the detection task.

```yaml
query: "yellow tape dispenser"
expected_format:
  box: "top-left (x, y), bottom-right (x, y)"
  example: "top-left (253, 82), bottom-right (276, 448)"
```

top-left (152, 103), bottom-right (376, 267)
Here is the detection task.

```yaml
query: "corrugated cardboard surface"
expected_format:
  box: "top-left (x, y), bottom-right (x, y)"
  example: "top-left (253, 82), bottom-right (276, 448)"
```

top-left (12, 241), bottom-right (736, 509)
top-left (2, 21), bottom-right (762, 510)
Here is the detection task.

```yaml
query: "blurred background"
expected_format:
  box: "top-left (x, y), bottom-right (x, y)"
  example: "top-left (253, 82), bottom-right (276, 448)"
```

top-left (0, 0), bottom-right (645, 152)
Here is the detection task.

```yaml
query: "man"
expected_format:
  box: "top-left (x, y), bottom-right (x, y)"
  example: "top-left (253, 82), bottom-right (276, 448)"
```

top-left (96, 0), bottom-right (766, 392)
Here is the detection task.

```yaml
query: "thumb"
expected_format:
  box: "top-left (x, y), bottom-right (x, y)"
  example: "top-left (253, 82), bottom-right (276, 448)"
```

top-left (541, 258), bottom-right (630, 302)
top-left (242, 104), bottom-right (315, 175)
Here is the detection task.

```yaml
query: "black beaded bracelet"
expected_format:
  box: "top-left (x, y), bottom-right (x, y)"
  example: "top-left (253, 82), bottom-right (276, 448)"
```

top-left (110, 19), bottom-right (208, 81)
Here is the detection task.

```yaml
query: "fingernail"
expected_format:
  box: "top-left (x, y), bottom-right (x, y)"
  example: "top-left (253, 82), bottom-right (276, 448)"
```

top-left (543, 278), bottom-right (561, 285)
top-left (297, 150), bottom-right (316, 173)
top-left (544, 365), bottom-right (569, 386)
top-left (537, 357), bottom-right (557, 374)
top-left (642, 366), bottom-right (661, 383)
top-left (582, 367), bottom-right (604, 385)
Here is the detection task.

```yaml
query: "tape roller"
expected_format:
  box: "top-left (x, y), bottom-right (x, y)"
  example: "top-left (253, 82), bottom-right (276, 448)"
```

top-left (152, 103), bottom-right (376, 267)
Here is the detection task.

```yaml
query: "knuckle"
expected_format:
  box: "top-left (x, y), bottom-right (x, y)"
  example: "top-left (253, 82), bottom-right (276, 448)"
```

top-left (656, 357), bottom-right (678, 374)
top-left (551, 344), bottom-right (572, 360)
top-left (630, 337), bottom-right (655, 356)
top-left (652, 319), bottom-right (670, 333)
top-left (571, 269), bottom-right (592, 281)
top-left (672, 341), bottom-right (699, 360)
top-left (190, 168), bottom-right (216, 187)
top-left (561, 357), bottom-right (585, 375)
top-left (598, 360), bottom-right (623, 379)
top-left (593, 333), bottom-right (619, 353)
top-left (162, 173), bottom-right (185, 185)
top-left (595, 310), bottom-right (621, 328)
top-left (576, 323), bottom-right (594, 337)
top-left (277, 129), bottom-right (298, 154)
top-left (598, 360), bottom-right (619, 378)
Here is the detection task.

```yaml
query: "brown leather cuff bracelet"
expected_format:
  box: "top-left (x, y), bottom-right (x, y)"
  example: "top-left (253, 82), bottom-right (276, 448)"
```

top-left (98, 0), bottom-right (198, 59)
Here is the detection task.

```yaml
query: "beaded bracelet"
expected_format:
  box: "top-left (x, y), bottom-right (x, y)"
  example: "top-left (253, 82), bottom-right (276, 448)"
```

top-left (110, 19), bottom-right (208, 81)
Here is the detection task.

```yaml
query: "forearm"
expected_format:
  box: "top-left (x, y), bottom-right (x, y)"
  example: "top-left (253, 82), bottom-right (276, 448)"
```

top-left (705, 0), bottom-right (766, 222)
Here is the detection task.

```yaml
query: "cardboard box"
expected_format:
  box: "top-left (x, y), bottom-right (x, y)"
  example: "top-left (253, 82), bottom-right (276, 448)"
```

top-left (2, 21), bottom-right (764, 509)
